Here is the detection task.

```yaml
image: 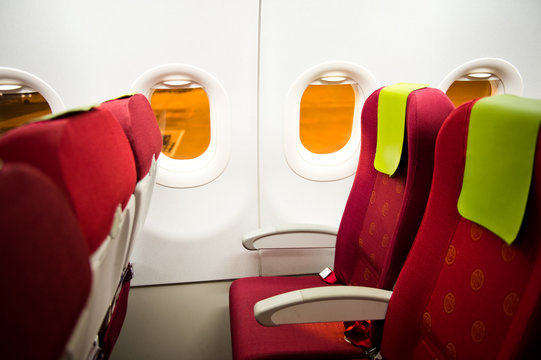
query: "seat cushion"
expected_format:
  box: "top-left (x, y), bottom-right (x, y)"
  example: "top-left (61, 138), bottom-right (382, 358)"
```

top-left (230, 276), bottom-right (367, 360)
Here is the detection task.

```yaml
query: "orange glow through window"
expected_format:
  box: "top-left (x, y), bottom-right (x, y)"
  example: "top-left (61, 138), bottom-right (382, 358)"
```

top-left (300, 84), bottom-right (355, 154)
top-left (446, 80), bottom-right (495, 107)
top-left (0, 92), bottom-right (52, 135)
top-left (150, 87), bottom-right (211, 160)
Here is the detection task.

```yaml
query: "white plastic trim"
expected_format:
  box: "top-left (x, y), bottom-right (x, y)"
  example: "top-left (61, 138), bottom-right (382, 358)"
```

top-left (0, 67), bottom-right (65, 113)
top-left (243, 224), bottom-right (338, 250)
top-left (254, 286), bottom-right (392, 326)
top-left (131, 64), bottom-right (231, 188)
top-left (284, 61), bottom-right (379, 181)
top-left (438, 58), bottom-right (523, 96)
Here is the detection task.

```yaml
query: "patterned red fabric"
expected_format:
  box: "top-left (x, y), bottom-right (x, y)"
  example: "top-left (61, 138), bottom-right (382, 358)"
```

top-left (0, 163), bottom-right (91, 360)
top-left (381, 100), bottom-right (541, 359)
top-left (229, 88), bottom-right (454, 359)
top-left (230, 276), bottom-right (363, 360)
top-left (100, 94), bottom-right (162, 181)
top-left (0, 108), bottom-right (137, 254)
top-left (102, 264), bottom-right (134, 359)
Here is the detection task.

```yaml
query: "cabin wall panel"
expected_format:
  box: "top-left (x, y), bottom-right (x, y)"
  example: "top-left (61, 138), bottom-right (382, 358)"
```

top-left (1, 0), bottom-right (261, 285)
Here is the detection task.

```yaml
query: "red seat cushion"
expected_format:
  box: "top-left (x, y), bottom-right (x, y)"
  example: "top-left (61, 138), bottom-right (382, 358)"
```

top-left (230, 276), bottom-right (365, 360)
top-left (0, 108), bottom-right (137, 253)
top-left (0, 163), bottom-right (91, 360)
top-left (100, 94), bottom-right (162, 181)
top-left (381, 101), bottom-right (541, 359)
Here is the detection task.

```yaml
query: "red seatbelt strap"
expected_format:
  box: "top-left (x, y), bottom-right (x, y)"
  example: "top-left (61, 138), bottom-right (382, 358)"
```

top-left (102, 264), bottom-right (134, 359)
top-left (319, 268), bottom-right (378, 358)
top-left (344, 320), bottom-right (372, 348)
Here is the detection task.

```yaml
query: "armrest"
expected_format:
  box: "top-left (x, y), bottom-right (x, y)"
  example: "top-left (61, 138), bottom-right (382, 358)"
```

top-left (242, 224), bottom-right (338, 250)
top-left (254, 286), bottom-right (392, 326)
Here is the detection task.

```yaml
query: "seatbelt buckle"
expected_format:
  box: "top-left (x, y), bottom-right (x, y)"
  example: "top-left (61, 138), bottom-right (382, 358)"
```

top-left (319, 267), bottom-right (338, 284)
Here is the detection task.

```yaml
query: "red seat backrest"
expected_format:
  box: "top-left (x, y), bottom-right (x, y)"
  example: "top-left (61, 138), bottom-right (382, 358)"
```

top-left (381, 100), bottom-right (541, 359)
top-left (0, 163), bottom-right (91, 360)
top-left (100, 94), bottom-right (162, 181)
top-left (0, 108), bottom-right (137, 254)
top-left (334, 87), bottom-right (454, 291)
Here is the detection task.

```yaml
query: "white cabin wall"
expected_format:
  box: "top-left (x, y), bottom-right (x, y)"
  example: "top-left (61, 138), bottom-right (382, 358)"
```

top-left (2, 0), bottom-right (261, 285)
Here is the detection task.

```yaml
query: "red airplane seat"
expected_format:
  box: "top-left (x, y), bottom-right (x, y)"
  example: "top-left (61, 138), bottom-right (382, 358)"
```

top-left (229, 85), bottom-right (454, 359)
top-left (0, 107), bottom-right (137, 358)
top-left (100, 93), bottom-right (162, 182)
top-left (100, 93), bottom-right (162, 262)
top-left (98, 94), bottom-right (161, 359)
top-left (0, 107), bottom-right (137, 254)
top-left (381, 95), bottom-right (541, 359)
top-left (0, 162), bottom-right (91, 360)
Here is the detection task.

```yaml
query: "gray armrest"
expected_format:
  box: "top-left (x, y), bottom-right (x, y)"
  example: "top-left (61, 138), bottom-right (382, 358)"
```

top-left (254, 286), bottom-right (392, 326)
top-left (242, 224), bottom-right (338, 250)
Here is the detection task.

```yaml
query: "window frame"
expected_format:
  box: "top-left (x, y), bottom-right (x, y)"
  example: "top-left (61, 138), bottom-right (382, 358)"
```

top-left (0, 67), bottom-right (65, 114)
top-left (439, 58), bottom-right (523, 98)
top-left (284, 61), bottom-right (378, 181)
top-left (131, 64), bottom-right (230, 188)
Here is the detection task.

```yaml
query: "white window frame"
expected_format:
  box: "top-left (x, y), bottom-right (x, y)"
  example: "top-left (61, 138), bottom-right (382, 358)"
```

top-left (284, 61), bottom-right (378, 181)
top-left (0, 67), bottom-right (65, 113)
top-left (439, 58), bottom-right (523, 96)
top-left (131, 64), bottom-right (230, 188)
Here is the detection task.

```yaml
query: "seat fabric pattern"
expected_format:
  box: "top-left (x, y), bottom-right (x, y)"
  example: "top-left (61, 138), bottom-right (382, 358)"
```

top-left (229, 87), bottom-right (454, 360)
top-left (100, 93), bottom-right (162, 181)
top-left (381, 101), bottom-right (541, 360)
top-left (0, 108), bottom-right (137, 254)
top-left (0, 163), bottom-right (91, 360)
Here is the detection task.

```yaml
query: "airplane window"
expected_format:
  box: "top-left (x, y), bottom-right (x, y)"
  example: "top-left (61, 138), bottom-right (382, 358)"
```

top-left (131, 64), bottom-right (230, 188)
top-left (150, 81), bottom-right (211, 160)
top-left (445, 73), bottom-right (503, 107)
top-left (439, 58), bottom-right (523, 107)
top-left (0, 84), bottom-right (52, 135)
top-left (299, 83), bottom-right (355, 154)
top-left (284, 62), bottom-right (378, 181)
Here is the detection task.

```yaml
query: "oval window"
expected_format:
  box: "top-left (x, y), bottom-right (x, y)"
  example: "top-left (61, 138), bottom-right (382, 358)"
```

top-left (284, 62), bottom-right (379, 181)
top-left (439, 58), bottom-right (523, 107)
top-left (299, 82), bottom-right (356, 154)
top-left (445, 73), bottom-right (503, 107)
top-left (0, 85), bottom-right (52, 134)
top-left (0, 67), bottom-right (65, 135)
top-left (131, 64), bottom-right (230, 188)
top-left (150, 81), bottom-right (211, 160)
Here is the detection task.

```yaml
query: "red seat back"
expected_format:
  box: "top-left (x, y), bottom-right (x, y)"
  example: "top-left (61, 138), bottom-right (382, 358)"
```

top-left (334, 87), bottom-right (454, 291)
top-left (100, 94), bottom-right (162, 181)
top-left (381, 100), bottom-right (541, 359)
top-left (0, 163), bottom-right (91, 360)
top-left (0, 108), bottom-right (137, 254)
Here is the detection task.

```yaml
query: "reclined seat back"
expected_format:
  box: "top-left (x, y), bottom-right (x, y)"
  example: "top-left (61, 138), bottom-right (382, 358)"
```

top-left (381, 96), bottom-right (541, 359)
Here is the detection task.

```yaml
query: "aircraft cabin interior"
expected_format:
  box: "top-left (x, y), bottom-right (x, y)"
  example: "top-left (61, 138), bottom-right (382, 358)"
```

top-left (1, 1), bottom-right (541, 359)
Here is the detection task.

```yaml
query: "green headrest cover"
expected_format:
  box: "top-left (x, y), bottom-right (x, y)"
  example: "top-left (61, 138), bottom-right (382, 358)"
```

top-left (458, 95), bottom-right (541, 244)
top-left (28, 105), bottom-right (96, 124)
top-left (374, 83), bottom-right (428, 175)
